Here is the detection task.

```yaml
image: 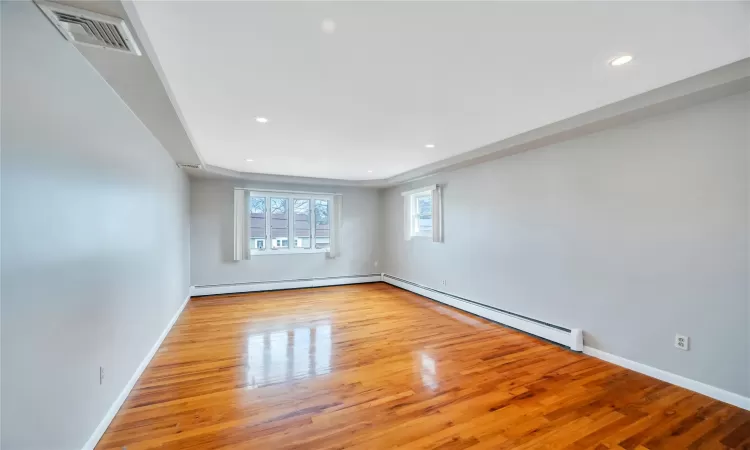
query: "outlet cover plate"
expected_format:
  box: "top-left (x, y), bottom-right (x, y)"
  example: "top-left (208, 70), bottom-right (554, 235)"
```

top-left (675, 334), bottom-right (689, 351)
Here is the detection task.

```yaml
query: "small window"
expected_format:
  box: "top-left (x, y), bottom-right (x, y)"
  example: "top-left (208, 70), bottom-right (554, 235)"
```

top-left (408, 190), bottom-right (433, 238)
top-left (402, 185), bottom-right (441, 242)
top-left (414, 193), bottom-right (433, 236)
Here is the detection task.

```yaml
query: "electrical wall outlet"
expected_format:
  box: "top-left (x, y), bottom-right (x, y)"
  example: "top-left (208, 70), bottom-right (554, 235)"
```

top-left (674, 334), bottom-right (689, 351)
top-left (100, 366), bottom-right (105, 384)
top-left (441, 280), bottom-right (447, 287)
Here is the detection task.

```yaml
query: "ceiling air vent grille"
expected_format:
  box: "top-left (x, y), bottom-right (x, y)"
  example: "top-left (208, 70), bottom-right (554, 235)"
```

top-left (177, 163), bottom-right (203, 170)
top-left (36, 1), bottom-right (141, 55)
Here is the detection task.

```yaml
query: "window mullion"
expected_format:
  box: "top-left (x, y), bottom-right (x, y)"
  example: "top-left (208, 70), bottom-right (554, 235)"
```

top-left (266, 196), bottom-right (271, 249)
top-left (416, 195), bottom-right (420, 235)
top-left (288, 195), bottom-right (293, 251)
top-left (412, 195), bottom-right (418, 236)
top-left (312, 197), bottom-right (317, 250)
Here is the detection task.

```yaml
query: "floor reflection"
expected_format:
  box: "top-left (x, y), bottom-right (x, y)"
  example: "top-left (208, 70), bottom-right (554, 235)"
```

top-left (428, 303), bottom-right (491, 329)
top-left (246, 323), bottom-right (332, 388)
top-left (419, 352), bottom-right (439, 391)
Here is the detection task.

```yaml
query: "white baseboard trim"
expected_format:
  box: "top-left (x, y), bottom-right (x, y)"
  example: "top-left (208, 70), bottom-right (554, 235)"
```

top-left (583, 346), bottom-right (750, 411)
top-left (82, 293), bottom-right (192, 450)
top-left (381, 274), bottom-right (749, 411)
top-left (190, 274), bottom-right (382, 297)
top-left (382, 274), bottom-right (576, 349)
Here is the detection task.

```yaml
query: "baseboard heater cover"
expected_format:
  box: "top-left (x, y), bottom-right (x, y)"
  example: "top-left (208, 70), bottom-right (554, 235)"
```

top-left (382, 274), bottom-right (749, 410)
top-left (382, 273), bottom-right (581, 350)
top-left (191, 274), bottom-right (382, 297)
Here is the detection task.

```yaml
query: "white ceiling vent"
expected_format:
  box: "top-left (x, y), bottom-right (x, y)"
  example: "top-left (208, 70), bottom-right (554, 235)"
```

top-left (36, 1), bottom-right (141, 55)
top-left (177, 163), bottom-right (203, 170)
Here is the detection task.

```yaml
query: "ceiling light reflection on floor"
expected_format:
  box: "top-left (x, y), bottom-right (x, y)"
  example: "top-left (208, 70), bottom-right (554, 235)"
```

top-left (245, 323), bottom-right (332, 388)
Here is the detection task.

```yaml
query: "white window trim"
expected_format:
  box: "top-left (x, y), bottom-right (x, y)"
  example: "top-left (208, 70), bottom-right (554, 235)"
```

top-left (402, 184), bottom-right (442, 242)
top-left (401, 184), bottom-right (437, 197)
top-left (248, 190), bottom-right (333, 256)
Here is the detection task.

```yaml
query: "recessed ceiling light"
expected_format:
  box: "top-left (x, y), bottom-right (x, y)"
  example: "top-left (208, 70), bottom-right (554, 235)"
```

top-left (609, 55), bottom-right (633, 66)
top-left (245, 158), bottom-right (254, 162)
top-left (255, 117), bottom-right (269, 123)
top-left (367, 170), bottom-right (373, 173)
top-left (425, 144), bottom-right (436, 148)
top-left (321, 19), bottom-right (336, 34)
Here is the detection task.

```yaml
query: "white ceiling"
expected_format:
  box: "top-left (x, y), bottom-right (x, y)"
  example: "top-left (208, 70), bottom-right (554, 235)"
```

top-left (132, 1), bottom-right (750, 181)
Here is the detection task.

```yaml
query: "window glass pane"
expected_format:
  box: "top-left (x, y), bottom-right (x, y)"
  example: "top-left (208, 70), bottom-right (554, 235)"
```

top-left (249, 196), bottom-right (267, 250)
top-left (416, 194), bottom-right (432, 234)
top-left (293, 199), bottom-right (311, 249)
top-left (270, 197), bottom-right (289, 249)
top-left (314, 199), bottom-right (330, 249)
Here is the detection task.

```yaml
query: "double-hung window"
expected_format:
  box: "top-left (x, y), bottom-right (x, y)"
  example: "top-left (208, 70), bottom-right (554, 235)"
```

top-left (411, 191), bottom-right (433, 238)
top-left (248, 191), bottom-right (332, 255)
top-left (402, 184), bottom-right (443, 242)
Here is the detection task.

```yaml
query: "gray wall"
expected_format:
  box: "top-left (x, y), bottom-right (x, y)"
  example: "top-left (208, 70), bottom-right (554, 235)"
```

top-left (190, 178), bottom-right (380, 287)
top-left (748, 98), bottom-right (750, 401)
top-left (1, 3), bottom-right (191, 449)
top-left (382, 92), bottom-right (750, 397)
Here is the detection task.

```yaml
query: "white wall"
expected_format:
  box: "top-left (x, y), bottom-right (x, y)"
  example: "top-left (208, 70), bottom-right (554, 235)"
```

top-left (190, 178), bottom-right (380, 287)
top-left (1, 3), bottom-right (191, 449)
top-left (382, 92), bottom-right (750, 397)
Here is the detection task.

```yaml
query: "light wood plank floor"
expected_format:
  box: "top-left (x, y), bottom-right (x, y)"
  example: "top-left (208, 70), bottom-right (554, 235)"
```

top-left (97, 283), bottom-right (750, 449)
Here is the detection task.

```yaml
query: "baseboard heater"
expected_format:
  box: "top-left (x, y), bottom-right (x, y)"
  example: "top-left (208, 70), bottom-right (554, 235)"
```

top-left (382, 274), bottom-right (583, 351)
top-left (190, 274), bottom-right (382, 297)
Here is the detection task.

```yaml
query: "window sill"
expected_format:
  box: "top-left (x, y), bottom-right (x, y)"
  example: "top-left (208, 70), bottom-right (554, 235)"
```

top-left (251, 248), bottom-right (329, 256)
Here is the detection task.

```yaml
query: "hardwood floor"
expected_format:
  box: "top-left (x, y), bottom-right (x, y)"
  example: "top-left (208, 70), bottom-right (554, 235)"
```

top-left (97, 283), bottom-right (750, 449)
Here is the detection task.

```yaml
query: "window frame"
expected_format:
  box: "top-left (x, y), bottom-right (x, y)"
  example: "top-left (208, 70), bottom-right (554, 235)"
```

top-left (409, 190), bottom-right (433, 239)
top-left (249, 190), bottom-right (333, 256)
top-left (269, 197), bottom-right (290, 250)
top-left (292, 199), bottom-right (313, 250)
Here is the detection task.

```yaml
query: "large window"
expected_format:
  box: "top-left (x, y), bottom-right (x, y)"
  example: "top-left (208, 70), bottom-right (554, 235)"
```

top-left (248, 191), bottom-right (333, 255)
top-left (249, 196), bottom-right (267, 250)
top-left (314, 199), bottom-right (330, 249)
top-left (270, 197), bottom-right (289, 249)
top-left (293, 199), bottom-right (311, 249)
